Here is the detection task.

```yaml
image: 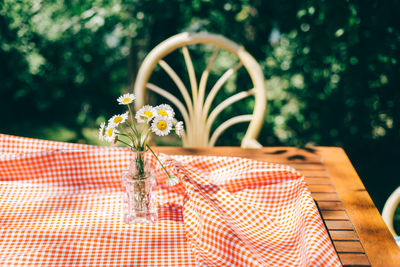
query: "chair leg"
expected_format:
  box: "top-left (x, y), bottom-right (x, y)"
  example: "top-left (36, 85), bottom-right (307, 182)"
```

top-left (241, 138), bottom-right (262, 149)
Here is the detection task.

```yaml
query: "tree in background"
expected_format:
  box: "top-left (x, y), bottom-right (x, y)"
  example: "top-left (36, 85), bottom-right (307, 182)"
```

top-left (1, 0), bottom-right (399, 209)
top-left (0, 0), bottom-right (135, 141)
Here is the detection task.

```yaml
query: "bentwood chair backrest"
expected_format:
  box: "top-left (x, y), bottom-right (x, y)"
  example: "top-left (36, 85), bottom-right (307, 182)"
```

top-left (134, 32), bottom-right (266, 148)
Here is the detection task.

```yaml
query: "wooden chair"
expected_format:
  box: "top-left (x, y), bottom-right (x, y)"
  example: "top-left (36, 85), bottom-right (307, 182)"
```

top-left (133, 32), bottom-right (266, 148)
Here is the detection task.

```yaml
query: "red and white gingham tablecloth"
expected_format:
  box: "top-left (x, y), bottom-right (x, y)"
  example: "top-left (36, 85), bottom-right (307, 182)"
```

top-left (0, 134), bottom-right (341, 266)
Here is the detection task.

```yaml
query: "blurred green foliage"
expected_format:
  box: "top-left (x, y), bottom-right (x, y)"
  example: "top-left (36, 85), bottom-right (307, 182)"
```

top-left (1, 0), bottom-right (400, 209)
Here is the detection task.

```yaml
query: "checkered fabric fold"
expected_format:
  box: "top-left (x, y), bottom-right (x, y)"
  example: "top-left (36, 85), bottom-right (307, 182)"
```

top-left (0, 134), bottom-right (341, 266)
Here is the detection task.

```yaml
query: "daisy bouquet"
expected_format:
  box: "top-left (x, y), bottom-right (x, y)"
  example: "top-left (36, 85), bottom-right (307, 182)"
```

top-left (99, 93), bottom-right (184, 186)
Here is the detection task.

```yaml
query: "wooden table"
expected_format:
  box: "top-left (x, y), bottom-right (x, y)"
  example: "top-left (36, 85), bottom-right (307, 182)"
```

top-left (154, 146), bottom-right (400, 267)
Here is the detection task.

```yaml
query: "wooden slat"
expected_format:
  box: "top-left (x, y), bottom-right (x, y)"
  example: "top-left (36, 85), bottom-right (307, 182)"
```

top-left (330, 230), bottom-right (359, 241)
top-left (299, 170), bottom-right (329, 177)
top-left (262, 147), bottom-right (321, 161)
top-left (317, 201), bottom-right (345, 210)
top-left (304, 177), bottom-right (332, 185)
top-left (338, 253), bottom-right (370, 266)
top-left (334, 241), bottom-right (365, 253)
top-left (310, 192), bottom-right (339, 201)
top-left (308, 184), bottom-right (336, 193)
top-left (318, 147), bottom-right (400, 266)
top-left (325, 220), bottom-right (354, 230)
top-left (321, 210), bottom-right (349, 220)
top-left (286, 163), bottom-right (325, 170)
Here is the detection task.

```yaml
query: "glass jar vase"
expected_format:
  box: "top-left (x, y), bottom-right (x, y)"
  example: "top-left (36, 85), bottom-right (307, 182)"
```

top-left (122, 150), bottom-right (158, 224)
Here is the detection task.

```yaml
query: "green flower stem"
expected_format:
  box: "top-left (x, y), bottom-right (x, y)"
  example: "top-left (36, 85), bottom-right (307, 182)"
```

top-left (139, 119), bottom-right (148, 135)
top-left (146, 144), bottom-right (173, 178)
top-left (140, 128), bottom-right (152, 149)
top-left (127, 104), bottom-right (139, 136)
top-left (118, 132), bottom-right (133, 140)
top-left (137, 122), bottom-right (149, 150)
top-left (128, 123), bottom-right (138, 138)
top-left (118, 129), bottom-right (136, 147)
top-left (118, 133), bottom-right (134, 146)
top-left (117, 138), bottom-right (134, 148)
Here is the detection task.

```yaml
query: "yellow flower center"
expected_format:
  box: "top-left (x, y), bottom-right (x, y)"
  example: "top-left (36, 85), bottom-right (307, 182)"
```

top-left (107, 128), bottom-right (114, 137)
top-left (113, 117), bottom-right (123, 123)
top-left (158, 110), bottom-right (168, 116)
top-left (157, 121), bottom-right (167, 131)
top-left (122, 98), bottom-right (131, 103)
top-left (144, 110), bottom-right (153, 117)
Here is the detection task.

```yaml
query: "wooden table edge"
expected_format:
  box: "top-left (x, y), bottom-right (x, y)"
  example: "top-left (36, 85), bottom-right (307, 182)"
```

top-left (316, 146), bottom-right (400, 267)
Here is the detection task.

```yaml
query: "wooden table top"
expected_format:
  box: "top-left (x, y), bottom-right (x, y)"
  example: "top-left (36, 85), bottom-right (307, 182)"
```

top-left (154, 146), bottom-right (400, 267)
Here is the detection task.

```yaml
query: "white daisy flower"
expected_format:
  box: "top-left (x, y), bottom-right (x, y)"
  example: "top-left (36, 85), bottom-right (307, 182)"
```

top-left (108, 112), bottom-right (129, 127)
top-left (98, 122), bottom-right (106, 141)
top-left (166, 175), bottom-right (179, 186)
top-left (151, 116), bottom-right (172, 136)
top-left (117, 93), bottom-right (135, 105)
top-left (135, 105), bottom-right (155, 123)
top-left (175, 121), bottom-right (184, 137)
top-left (155, 104), bottom-right (175, 119)
top-left (104, 125), bottom-right (119, 143)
